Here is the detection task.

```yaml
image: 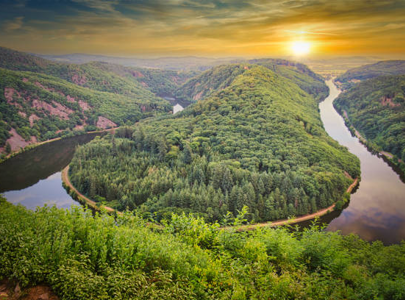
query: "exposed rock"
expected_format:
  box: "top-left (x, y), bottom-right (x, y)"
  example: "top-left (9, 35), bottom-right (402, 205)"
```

top-left (35, 82), bottom-right (55, 93)
top-left (71, 74), bottom-right (87, 85)
top-left (29, 114), bottom-right (40, 127)
top-left (32, 100), bottom-right (73, 120)
top-left (96, 116), bottom-right (117, 129)
top-left (78, 100), bottom-right (91, 111)
top-left (131, 70), bottom-right (144, 78)
top-left (4, 87), bottom-right (23, 108)
top-left (5, 128), bottom-right (30, 151)
top-left (380, 95), bottom-right (400, 107)
top-left (66, 95), bottom-right (76, 103)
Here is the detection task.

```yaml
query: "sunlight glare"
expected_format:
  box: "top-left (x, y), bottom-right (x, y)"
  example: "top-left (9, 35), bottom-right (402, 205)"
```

top-left (291, 41), bottom-right (311, 56)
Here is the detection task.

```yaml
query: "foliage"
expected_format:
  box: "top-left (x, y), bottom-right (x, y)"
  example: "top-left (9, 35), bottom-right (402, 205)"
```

top-left (176, 60), bottom-right (328, 102)
top-left (1, 197), bottom-right (405, 299)
top-left (334, 75), bottom-right (405, 163)
top-left (336, 60), bottom-right (405, 90)
top-left (0, 67), bottom-right (170, 147)
top-left (69, 65), bottom-right (360, 222)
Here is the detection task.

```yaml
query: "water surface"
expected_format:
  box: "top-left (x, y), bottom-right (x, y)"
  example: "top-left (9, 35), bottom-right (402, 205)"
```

top-left (318, 81), bottom-right (405, 244)
top-left (0, 133), bottom-right (102, 209)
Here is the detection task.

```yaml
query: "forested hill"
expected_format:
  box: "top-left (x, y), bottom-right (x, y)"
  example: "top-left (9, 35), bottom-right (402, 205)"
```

top-left (0, 46), bottom-right (178, 155)
top-left (336, 60), bottom-right (405, 90)
top-left (0, 46), bottom-right (194, 98)
top-left (69, 65), bottom-right (360, 223)
top-left (0, 68), bottom-right (169, 153)
top-left (334, 75), bottom-right (405, 163)
top-left (176, 60), bottom-right (328, 102)
top-left (88, 61), bottom-right (197, 97)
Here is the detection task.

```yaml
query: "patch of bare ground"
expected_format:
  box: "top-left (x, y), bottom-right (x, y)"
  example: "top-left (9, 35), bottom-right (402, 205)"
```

top-left (28, 114), bottom-right (40, 127)
top-left (0, 280), bottom-right (58, 300)
top-left (4, 128), bottom-right (30, 151)
top-left (4, 88), bottom-right (23, 109)
top-left (78, 100), bottom-right (91, 111)
top-left (380, 95), bottom-right (400, 108)
top-left (71, 74), bottom-right (87, 85)
top-left (18, 111), bottom-right (27, 118)
top-left (96, 116), bottom-right (117, 129)
top-left (66, 95), bottom-right (76, 103)
top-left (32, 100), bottom-right (73, 120)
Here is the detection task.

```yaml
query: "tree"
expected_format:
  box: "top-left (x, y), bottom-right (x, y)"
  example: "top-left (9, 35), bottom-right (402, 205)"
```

top-left (5, 142), bottom-right (11, 154)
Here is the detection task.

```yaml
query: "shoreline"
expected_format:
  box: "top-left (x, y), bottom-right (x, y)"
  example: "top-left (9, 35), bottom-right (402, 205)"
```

top-left (340, 109), bottom-right (405, 180)
top-left (223, 177), bottom-right (358, 231)
top-left (0, 127), bottom-right (116, 164)
top-left (63, 159), bottom-right (358, 230)
top-left (61, 165), bottom-right (120, 215)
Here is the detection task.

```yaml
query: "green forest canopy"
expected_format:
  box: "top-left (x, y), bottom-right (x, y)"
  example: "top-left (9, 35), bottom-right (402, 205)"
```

top-left (69, 65), bottom-right (360, 223)
top-left (1, 197), bottom-right (404, 299)
top-left (334, 75), bottom-right (405, 162)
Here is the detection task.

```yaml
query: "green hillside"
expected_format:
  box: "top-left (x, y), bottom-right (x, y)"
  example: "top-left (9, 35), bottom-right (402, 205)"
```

top-left (88, 62), bottom-right (197, 96)
top-left (334, 75), bottom-right (405, 164)
top-left (1, 196), bottom-right (404, 300)
top-left (176, 60), bottom-right (328, 102)
top-left (336, 60), bottom-right (405, 90)
top-left (0, 68), bottom-right (170, 151)
top-left (69, 65), bottom-right (359, 222)
top-left (0, 47), bottom-right (178, 98)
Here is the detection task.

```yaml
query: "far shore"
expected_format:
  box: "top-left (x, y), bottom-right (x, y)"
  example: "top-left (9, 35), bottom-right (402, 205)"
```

top-left (0, 127), bottom-right (116, 164)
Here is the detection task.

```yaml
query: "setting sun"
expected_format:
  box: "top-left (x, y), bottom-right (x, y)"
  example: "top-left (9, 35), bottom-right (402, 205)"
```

top-left (291, 41), bottom-right (311, 56)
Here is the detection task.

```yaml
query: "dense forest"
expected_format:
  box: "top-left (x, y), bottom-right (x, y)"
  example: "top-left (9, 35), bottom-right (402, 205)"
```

top-left (334, 75), bottom-right (405, 169)
top-left (336, 60), bottom-right (405, 90)
top-left (0, 68), bottom-right (170, 151)
top-left (1, 196), bottom-right (404, 299)
top-left (176, 59), bottom-right (328, 102)
top-left (69, 65), bottom-right (360, 223)
top-left (0, 47), bottom-right (199, 155)
top-left (0, 46), bottom-right (195, 98)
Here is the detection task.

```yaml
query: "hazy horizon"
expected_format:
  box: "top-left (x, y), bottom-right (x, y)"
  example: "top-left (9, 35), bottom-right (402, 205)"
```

top-left (1, 0), bottom-right (405, 58)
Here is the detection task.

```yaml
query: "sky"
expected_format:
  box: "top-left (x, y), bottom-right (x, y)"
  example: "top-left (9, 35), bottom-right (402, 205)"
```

top-left (1, 0), bottom-right (405, 57)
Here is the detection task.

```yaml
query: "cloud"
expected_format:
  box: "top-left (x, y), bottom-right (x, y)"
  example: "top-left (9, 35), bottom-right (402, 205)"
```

top-left (3, 16), bottom-right (24, 32)
top-left (0, 0), bottom-right (405, 56)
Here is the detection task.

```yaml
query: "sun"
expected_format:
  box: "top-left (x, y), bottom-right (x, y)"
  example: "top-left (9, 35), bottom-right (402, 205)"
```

top-left (291, 41), bottom-right (311, 56)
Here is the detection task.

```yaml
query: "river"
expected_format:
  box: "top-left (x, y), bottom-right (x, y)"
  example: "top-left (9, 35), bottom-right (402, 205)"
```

top-left (1, 83), bottom-right (405, 244)
top-left (0, 133), bottom-right (103, 209)
top-left (317, 80), bottom-right (405, 244)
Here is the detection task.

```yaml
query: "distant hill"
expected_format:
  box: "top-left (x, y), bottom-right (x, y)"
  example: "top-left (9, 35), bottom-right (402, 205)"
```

top-left (176, 59), bottom-right (328, 102)
top-left (34, 52), bottom-right (241, 71)
top-left (0, 68), bottom-right (170, 153)
top-left (69, 64), bottom-right (359, 222)
top-left (0, 47), bottom-right (179, 155)
top-left (89, 61), bottom-right (197, 97)
top-left (0, 47), bottom-right (189, 98)
top-left (334, 75), bottom-right (405, 163)
top-left (336, 60), bottom-right (405, 89)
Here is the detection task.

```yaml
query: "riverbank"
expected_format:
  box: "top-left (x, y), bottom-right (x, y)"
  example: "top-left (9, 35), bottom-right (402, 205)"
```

top-left (61, 165), bottom-right (120, 215)
top-left (340, 109), bottom-right (405, 180)
top-left (0, 128), bottom-right (116, 164)
top-left (223, 177), bottom-right (358, 231)
top-left (63, 162), bottom-right (358, 230)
